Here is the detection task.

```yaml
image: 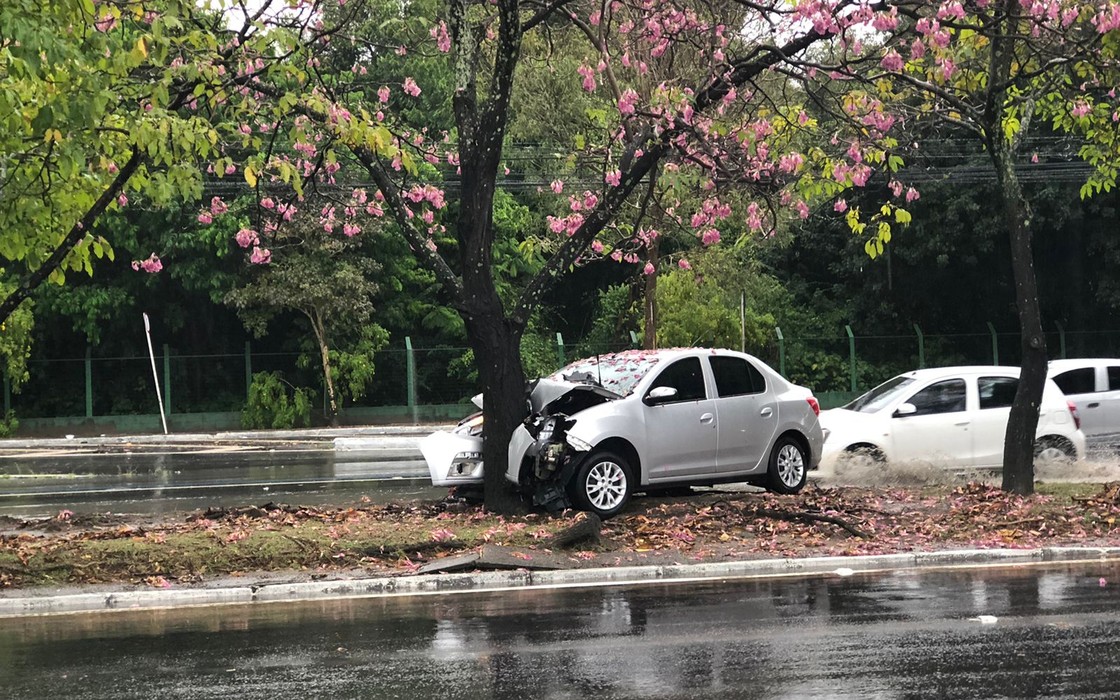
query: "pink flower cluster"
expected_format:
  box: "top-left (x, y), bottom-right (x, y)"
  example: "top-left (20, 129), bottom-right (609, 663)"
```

top-left (131, 253), bottom-right (162, 273)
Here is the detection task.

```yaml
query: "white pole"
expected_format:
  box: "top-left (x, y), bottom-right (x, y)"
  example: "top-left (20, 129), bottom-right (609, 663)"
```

top-left (143, 313), bottom-right (169, 434)
top-left (740, 291), bottom-right (746, 353)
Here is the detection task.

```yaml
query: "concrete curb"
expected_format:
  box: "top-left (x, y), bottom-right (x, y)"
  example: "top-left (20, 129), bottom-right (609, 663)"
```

top-left (4, 546), bottom-right (1118, 618)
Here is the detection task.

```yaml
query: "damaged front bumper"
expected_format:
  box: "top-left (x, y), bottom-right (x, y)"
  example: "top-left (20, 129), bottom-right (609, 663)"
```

top-left (419, 430), bottom-right (486, 487)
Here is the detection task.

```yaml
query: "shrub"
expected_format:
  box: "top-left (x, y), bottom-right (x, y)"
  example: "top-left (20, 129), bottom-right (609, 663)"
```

top-left (241, 372), bottom-right (312, 429)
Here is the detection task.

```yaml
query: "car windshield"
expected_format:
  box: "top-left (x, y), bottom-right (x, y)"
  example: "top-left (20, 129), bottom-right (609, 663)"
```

top-left (843, 375), bottom-right (917, 413)
top-left (550, 352), bottom-right (663, 397)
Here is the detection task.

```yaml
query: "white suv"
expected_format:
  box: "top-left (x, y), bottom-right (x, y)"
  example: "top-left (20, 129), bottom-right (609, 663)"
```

top-left (1049, 358), bottom-right (1120, 446)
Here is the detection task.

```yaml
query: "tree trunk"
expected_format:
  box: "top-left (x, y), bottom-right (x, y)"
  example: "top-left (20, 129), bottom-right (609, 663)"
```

top-left (464, 309), bottom-right (527, 514)
top-left (308, 311), bottom-right (340, 427)
top-left (992, 150), bottom-right (1045, 495)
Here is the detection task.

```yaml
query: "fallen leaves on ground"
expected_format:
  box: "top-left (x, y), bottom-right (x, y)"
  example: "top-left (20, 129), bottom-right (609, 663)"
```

top-left (1, 482), bottom-right (1118, 589)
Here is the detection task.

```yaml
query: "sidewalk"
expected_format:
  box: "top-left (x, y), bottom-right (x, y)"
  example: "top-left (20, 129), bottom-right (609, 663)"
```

top-left (2, 546), bottom-right (1118, 618)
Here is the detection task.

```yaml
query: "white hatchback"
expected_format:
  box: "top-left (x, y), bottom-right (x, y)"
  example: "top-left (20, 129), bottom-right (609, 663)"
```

top-left (1048, 358), bottom-right (1120, 446)
top-left (819, 366), bottom-right (1085, 471)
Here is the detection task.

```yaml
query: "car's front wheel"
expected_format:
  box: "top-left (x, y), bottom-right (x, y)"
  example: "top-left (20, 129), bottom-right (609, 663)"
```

top-left (765, 436), bottom-right (808, 494)
top-left (568, 451), bottom-right (634, 519)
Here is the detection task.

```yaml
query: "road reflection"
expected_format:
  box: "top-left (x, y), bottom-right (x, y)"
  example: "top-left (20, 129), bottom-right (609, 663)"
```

top-left (2, 562), bottom-right (1119, 698)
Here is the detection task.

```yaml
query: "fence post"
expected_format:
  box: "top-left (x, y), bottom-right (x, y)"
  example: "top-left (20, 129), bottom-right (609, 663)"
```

top-left (85, 347), bottom-right (93, 418)
top-left (845, 325), bottom-right (857, 392)
top-left (775, 326), bottom-right (786, 377)
top-left (556, 332), bottom-right (565, 365)
top-left (244, 341), bottom-right (253, 399)
top-left (986, 321), bottom-right (999, 365)
top-left (1055, 321), bottom-right (1067, 359)
top-left (629, 330), bottom-right (639, 348)
top-left (913, 323), bottom-right (925, 369)
top-left (163, 344), bottom-right (172, 418)
top-left (2, 374), bottom-right (9, 415)
top-left (405, 336), bottom-right (418, 423)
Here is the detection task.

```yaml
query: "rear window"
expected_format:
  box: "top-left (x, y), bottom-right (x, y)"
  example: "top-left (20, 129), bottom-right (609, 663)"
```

top-left (1109, 366), bottom-right (1120, 391)
top-left (979, 376), bottom-right (1018, 409)
top-left (1052, 367), bottom-right (1095, 395)
top-left (710, 356), bottom-right (766, 397)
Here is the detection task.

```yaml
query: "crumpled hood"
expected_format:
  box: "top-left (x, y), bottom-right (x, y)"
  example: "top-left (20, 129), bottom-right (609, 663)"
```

top-left (527, 377), bottom-right (619, 415)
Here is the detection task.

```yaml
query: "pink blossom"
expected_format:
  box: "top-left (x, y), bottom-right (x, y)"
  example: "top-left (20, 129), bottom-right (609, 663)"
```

top-left (197, 211), bottom-right (213, 224)
top-left (618, 88), bottom-right (639, 115)
top-left (94, 13), bottom-right (118, 32)
top-left (403, 78), bottom-right (421, 97)
top-left (833, 199), bottom-right (848, 213)
top-left (250, 246), bottom-right (272, 264)
top-left (795, 201), bottom-right (810, 219)
top-left (550, 179), bottom-right (564, 194)
top-left (117, 193), bottom-right (128, 207)
top-left (430, 21), bottom-right (451, 52)
top-left (138, 254), bottom-right (162, 273)
top-left (1071, 101), bottom-right (1091, 118)
top-left (889, 180), bottom-right (904, 197)
top-left (642, 262), bottom-right (655, 275)
top-left (678, 258), bottom-right (692, 270)
top-left (235, 228), bottom-right (260, 248)
top-left (880, 50), bottom-right (904, 72)
top-left (605, 170), bottom-right (622, 187)
top-left (342, 223), bottom-right (361, 237)
top-left (905, 187), bottom-right (921, 202)
top-left (577, 64), bottom-right (596, 92)
top-left (210, 196), bottom-right (229, 215)
top-left (378, 86), bottom-right (390, 103)
top-left (225, 164), bottom-right (237, 175)
top-left (700, 228), bottom-right (721, 246)
top-left (260, 197), bottom-right (276, 210)
top-left (591, 240), bottom-right (604, 253)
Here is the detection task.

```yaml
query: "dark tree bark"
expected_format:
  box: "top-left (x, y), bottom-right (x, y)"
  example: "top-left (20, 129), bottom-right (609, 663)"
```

top-left (986, 1), bottom-right (1044, 495)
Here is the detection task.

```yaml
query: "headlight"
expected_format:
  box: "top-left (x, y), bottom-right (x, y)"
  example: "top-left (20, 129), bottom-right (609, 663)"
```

top-left (566, 434), bottom-right (592, 452)
top-left (453, 414), bottom-right (484, 437)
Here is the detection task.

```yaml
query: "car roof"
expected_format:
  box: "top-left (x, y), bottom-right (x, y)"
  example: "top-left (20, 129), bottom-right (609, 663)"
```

top-left (1049, 358), bottom-right (1119, 369)
top-left (896, 365), bottom-right (1023, 380)
top-left (579, 347), bottom-right (755, 363)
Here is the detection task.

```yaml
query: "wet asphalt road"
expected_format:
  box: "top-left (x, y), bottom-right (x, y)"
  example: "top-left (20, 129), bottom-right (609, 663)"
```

top-left (3, 563), bottom-right (1120, 699)
top-left (0, 447), bottom-right (442, 518)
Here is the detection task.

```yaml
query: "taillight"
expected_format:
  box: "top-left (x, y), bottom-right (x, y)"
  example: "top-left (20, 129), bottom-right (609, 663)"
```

top-left (1067, 400), bottom-right (1081, 431)
top-left (807, 396), bottom-right (821, 417)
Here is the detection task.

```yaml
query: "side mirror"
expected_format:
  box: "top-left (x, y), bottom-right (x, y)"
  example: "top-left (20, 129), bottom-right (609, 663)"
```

top-left (644, 386), bottom-right (679, 405)
top-left (894, 402), bottom-right (917, 417)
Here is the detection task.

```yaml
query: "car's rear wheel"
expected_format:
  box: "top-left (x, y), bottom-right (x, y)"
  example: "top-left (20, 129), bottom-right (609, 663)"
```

top-left (765, 436), bottom-right (808, 494)
top-left (568, 451), bottom-right (634, 519)
top-left (1034, 436), bottom-right (1076, 465)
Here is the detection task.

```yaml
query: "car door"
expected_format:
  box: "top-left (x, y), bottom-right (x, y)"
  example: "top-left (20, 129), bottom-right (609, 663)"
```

top-left (641, 356), bottom-right (719, 481)
top-left (1101, 365), bottom-right (1120, 440)
top-left (889, 378), bottom-right (972, 465)
top-left (971, 375), bottom-right (1018, 467)
top-left (1051, 365), bottom-right (1103, 436)
top-left (708, 355), bottom-right (777, 473)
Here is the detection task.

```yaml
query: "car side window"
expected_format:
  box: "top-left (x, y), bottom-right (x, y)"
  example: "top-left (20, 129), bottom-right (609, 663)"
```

top-left (649, 357), bottom-right (707, 402)
top-left (1053, 367), bottom-right (1096, 395)
top-left (978, 376), bottom-right (1018, 409)
top-left (1109, 366), bottom-right (1120, 391)
top-left (709, 356), bottom-right (766, 397)
top-left (905, 379), bottom-right (967, 416)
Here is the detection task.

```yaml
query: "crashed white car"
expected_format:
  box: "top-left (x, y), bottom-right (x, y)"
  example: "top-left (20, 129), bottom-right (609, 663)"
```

top-left (421, 348), bottom-right (824, 518)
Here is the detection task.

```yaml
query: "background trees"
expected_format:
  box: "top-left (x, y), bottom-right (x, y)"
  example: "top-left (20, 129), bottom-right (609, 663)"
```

top-left (5, 1), bottom-right (1120, 509)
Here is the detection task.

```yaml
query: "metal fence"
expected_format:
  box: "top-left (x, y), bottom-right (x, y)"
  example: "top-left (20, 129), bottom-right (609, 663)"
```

top-left (6, 325), bottom-right (1120, 423)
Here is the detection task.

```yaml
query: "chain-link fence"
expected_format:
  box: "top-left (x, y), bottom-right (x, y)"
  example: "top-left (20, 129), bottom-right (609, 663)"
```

top-left (7, 327), bottom-right (1120, 421)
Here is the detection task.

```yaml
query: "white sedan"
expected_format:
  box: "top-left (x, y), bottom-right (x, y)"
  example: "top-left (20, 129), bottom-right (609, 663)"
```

top-left (819, 366), bottom-right (1085, 471)
top-left (421, 348), bottom-right (824, 518)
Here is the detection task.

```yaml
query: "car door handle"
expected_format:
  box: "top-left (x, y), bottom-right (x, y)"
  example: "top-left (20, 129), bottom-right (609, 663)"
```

top-left (760, 407), bottom-right (773, 418)
top-left (1088, 402), bottom-right (1100, 408)
top-left (954, 420), bottom-right (970, 426)
top-left (700, 413), bottom-right (715, 425)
